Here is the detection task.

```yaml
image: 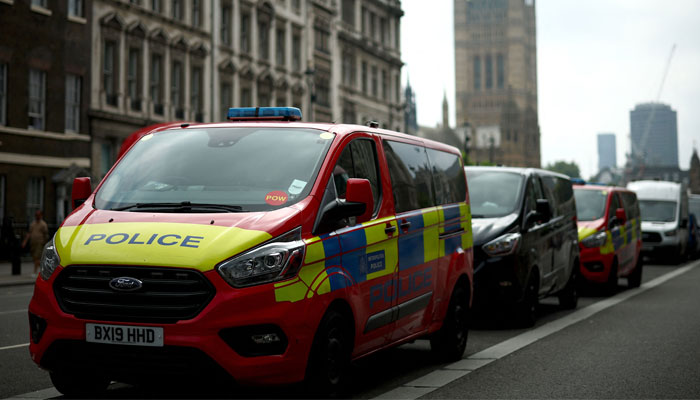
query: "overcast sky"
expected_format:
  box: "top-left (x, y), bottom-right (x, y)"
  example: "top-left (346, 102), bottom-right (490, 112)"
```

top-left (401, 0), bottom-right (700, 179)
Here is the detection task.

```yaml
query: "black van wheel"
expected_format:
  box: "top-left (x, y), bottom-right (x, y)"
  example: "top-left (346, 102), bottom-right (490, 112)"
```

top-left (50, 371), bottom-right (110, 397)
top-left (305, 309), bottom-right (352, 398)
top-left (558, 264), bottom-right (579, 310)
top-left (430, 283), bottom-right (470, 362)
top-left (628, 257), bottom-right (643, 288)
top-left (605, 261), bottom-right (618, 295)
top-left (515, 273), bottom-right (538, 327)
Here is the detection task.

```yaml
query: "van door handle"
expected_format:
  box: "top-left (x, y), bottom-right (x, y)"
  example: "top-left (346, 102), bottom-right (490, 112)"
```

top-left (385, 224), bottom-right (397, 235)
top-left (400, 221), bottom-right (411, 231)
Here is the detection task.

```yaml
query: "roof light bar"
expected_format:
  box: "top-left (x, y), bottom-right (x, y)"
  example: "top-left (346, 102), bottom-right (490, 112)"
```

top-left (227, 107), bottom-right (302, 121)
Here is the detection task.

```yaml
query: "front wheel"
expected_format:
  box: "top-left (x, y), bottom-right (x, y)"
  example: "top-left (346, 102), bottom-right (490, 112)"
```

top-left (514, 273), bottom-right (538, 327)
top-left (604, 261), bottom-right (618, 295)
top-left (558, 264), bottom-right (579, 310)
top-left (50, 371), bottom-right (110, 397)
top-left (430, 283), bottom-right (470, 362)
top-left (305, 309), bottom-right (353, 398)
top-left (627, 256), bottom-right (643, 288)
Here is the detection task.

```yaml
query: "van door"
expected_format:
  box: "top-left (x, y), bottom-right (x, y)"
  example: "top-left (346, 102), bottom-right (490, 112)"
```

top-left (381, 140), bottom-right (439, 342)
top-left (326, 136), bottom-right (399, 354)
top-left (522, 176), bottom-right (553, 294)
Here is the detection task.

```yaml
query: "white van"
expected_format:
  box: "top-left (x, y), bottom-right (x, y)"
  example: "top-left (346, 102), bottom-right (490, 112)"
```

top-left (627, 180), bottom-right (689, 263)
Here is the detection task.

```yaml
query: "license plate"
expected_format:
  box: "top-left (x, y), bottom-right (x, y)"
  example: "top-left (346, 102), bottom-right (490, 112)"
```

top-left (86, 323), bottom-right (163, 347)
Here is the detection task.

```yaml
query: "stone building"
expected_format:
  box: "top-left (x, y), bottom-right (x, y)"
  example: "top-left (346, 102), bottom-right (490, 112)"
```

top-left (454, 0), bottom-right (540, 167)
top-left (689, 149), bottom-right (700, 194)
top-left (0, 0), bottom-right (92, 233)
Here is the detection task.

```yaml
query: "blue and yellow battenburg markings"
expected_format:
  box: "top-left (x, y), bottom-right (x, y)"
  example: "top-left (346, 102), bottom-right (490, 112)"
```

top-left (274, 203), bottom-right (473, 303)
top-left (577, 218), bottom-right (639, 255)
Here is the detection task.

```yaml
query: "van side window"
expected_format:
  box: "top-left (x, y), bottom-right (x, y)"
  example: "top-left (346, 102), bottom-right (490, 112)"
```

top-left (383, 140), bottom-right (435, 213)
top-left (333, 138), bottom-right (381, 213)
top-left (621, 192), bottom-right (639, 219)
top-left (426, 148), bottom-right (467, 205)
top-left (608, 193), bottom-right (621, 223)
top-left (541, 176), bottom-right (575, 217)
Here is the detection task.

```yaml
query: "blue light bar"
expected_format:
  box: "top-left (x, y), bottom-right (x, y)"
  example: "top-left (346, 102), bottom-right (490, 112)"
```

top-left (571, 178), bottom-right (586, 185)
top-left (227, 107), bottom-right (302, 121)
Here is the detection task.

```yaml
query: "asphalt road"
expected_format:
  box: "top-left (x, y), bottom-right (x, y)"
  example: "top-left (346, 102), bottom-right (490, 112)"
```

top-left (0, 260), bottom-right (697, 399)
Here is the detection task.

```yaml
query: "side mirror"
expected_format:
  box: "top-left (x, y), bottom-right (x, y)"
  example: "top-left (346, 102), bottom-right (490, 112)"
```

top-left (615, 208), bottom-right (627, 225)
top-left (536, 199), bottom-right (551, 221)
top-left (71, 177), bottom-right (92, 210)
top-left (345, 178), bottom-right (374, 224)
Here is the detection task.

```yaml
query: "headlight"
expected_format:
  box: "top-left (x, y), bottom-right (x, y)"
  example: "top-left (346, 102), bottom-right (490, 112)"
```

top-left (217, 227), bottom-right (305, 288)
top-left (39, 237), bottom-right (61, 281)
top-left (483, 233), bottom-right (521, 256)
top-left (665, 229), bottom-right (677, 236)
top-left (581, 231), bottom-right (607, 248)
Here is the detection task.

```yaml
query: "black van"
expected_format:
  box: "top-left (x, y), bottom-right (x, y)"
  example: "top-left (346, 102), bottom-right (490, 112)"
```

top-left (464, 167), bottom-right (580, 326)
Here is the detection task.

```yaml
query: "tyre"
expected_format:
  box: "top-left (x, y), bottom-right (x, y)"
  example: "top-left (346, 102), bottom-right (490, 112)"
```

top-left (305, 309), bottom-right (352, 398)
top-left (627, 256), bottom-right (643, 288)
top-left (604, 260), bottom-right (618, 295)
top-left (430, 283), bottom-right (470, 362)
top-left (514, 272), bottom-right (538, 327)
top-left (558, 263), bottom-right (579, 310)
top-left (50, 371), bottom-right (110, 398)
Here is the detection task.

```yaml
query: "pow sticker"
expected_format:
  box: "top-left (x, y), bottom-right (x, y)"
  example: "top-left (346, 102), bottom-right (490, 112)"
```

top-left (265, 191), bottom-right (288, 206)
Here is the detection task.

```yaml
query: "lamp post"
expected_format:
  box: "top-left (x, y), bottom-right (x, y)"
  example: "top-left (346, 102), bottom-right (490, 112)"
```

top-left (460, 122), bottom-right (472, 165)
top-left (304, 67), bottom-right (315, 121)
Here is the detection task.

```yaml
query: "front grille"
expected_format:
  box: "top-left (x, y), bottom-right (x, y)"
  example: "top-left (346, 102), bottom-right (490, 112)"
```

top-left (642, 231), bottom-right (662, 243)
top-left (54, 266), bottom-right (215, 323)
top-left (41, 340), bottom-right (230, 383)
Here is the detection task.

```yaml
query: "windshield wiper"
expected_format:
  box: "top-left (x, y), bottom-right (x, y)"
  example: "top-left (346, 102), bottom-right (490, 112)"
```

top-left (111, 201), bottom-right (245, 212)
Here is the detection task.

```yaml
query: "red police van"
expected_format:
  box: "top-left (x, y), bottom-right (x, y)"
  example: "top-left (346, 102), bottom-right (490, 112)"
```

top-left (28, 108), bottom-right (473, 396)
top-left (574, 183), bottom-right (642, 292)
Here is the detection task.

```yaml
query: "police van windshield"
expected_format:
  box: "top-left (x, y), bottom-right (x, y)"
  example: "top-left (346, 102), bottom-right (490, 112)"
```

top-left (574, 189), bottom-right (607, 221)
top-left (639, 200), bottom-right (677, 223)
top-left (465, 170), bottom-right (524, 218)
top-left (95, 127), bottom-right (334, 212)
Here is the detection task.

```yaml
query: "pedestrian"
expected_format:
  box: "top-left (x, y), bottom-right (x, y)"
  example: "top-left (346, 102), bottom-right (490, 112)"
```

top-left (22, 210), bottom-right (49, 277)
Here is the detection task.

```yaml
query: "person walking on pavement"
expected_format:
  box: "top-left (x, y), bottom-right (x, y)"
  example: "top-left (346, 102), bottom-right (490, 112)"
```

top-left (22, 210), bottom-right (49, 277)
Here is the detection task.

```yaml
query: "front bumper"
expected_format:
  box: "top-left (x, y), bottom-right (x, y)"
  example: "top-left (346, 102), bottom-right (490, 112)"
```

top-left (28, 267), bottom-right (318, 386)
top-left (472, 253), bottom-right (525, 310)
top-left (578, 246), bottom-right (615, 284)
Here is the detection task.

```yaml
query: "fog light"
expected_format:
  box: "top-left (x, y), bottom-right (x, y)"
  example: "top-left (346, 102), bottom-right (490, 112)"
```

top-left (251, 333), bottom-right (281, 344)
top-left (29, 312), bottom-right (47, 344)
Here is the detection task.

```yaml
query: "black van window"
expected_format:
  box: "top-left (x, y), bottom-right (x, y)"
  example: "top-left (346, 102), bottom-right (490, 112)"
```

top-left (333, 138), bottom-right (381, 213)
top-left (426, 148), bottom-right (466, 205)
top-left (383, 140), bottom-right (435, 213)
top-left (541, 175), bottom-right (575, 217)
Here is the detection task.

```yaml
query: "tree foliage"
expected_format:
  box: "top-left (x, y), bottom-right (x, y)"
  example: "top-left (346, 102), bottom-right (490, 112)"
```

top-left (544, 160), bottom-right (581, 178)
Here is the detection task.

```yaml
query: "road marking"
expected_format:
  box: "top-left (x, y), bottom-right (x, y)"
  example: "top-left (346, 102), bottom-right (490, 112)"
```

top-left (0, 309), bottom-right (27, 315)
top-left (0, 343), bottom-right (29, 351)
top-left (372, 261), bottom-right (698, 399)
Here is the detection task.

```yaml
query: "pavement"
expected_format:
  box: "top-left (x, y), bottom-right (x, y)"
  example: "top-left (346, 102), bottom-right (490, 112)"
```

top-left (0, 259), bottom-right (38, 287)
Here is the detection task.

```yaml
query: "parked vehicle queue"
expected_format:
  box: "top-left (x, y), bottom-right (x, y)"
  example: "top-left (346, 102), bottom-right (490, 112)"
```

top-left (27, 107), bottom-right (474, 397)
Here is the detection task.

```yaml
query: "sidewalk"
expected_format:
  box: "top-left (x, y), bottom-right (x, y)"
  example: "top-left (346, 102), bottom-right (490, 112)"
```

top-left (0, 259), bottom-right (37, 287)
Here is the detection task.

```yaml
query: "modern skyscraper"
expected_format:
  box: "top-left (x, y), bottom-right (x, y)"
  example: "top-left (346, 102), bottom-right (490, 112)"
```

top-left (454, 0), bottom-right (540, 167)
top-left (630, 102), bottom-right (678, 168)
top-left (597, 133), bottom-right (617, 171)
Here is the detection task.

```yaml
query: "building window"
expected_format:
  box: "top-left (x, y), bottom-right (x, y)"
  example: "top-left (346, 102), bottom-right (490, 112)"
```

top-left (292, 0), bottom-right (301, 13)
top-left (150, 53), bottom-right (163, 114)
top-left (32, 0), bottom-right (47, 7)
top-left (370, 13), bottom-right (377, 41)
top-left (103, 40), bottom-right (118, 106)
top-left (497, 54), bottom-right (505, 89)
top-left (100, 142), bottom-right (114, 178)
top-left (361, 61), bottom-right (367, 93)
top-left (485, 54), bottom-right (493, 89)
top-left (342, 0), bottom-right (355, 26)
top-left (241, 12), bottom-right (251, 53)
top-left (292, 32), bottom-right (301, 71)
top-left (220, 82), bottom-right (231, 120)
top-left (172, 0), bottom-right (183, 20)
top-left (342, 51), bottom-right (355, 86)
top-left (259, 19), bottom-right (270, 60)
top-left (65, 74), bottom-right (81, 133)
top-left (192, 0), bottom-right (201, 27)
top-left (276, 27), bottom-right (286, 67)
top-left (221, 3), bottom-right (231, 45)
top-left (380, 17), bottom-right (387, 45)
top-left (241, 87), bottom-right (251, 107)
top-left (171, 60), bottom-right (183, 118)
top-left (191, 66), bottom-right (203, 121)
top-left (316, 74), bottom-right (330, 107)
top-left (0, 175), bottom-right (5, 223)
top-left (314, 25), bottom-right (329, 54)
top-left (26, 177), bottom-right (44, 222)
top-left (473, 55), bottom-right (481, 90)
top-left (0, 64), bottom-right (6, 126)
top-left (371, 65), bottom-right (378, 97)
top-left (28, 69), bottom-right (46, 130)
top-left (276, 90), bottom-right (286, 107)
top-left (127, 48), bottom-right (141, 111)
top-left (381, 69), bottom-right (387, 100)
top-left (68, 0), bottom-right (83, 17)
top-left (151, 0), bottom-right (161, 13)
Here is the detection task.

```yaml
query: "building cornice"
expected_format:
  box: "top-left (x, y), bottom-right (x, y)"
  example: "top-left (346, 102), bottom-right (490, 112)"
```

top-left (0, 126), bottom-right (91, 142)
top-left (0, 152), bottom-right (90, 169)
